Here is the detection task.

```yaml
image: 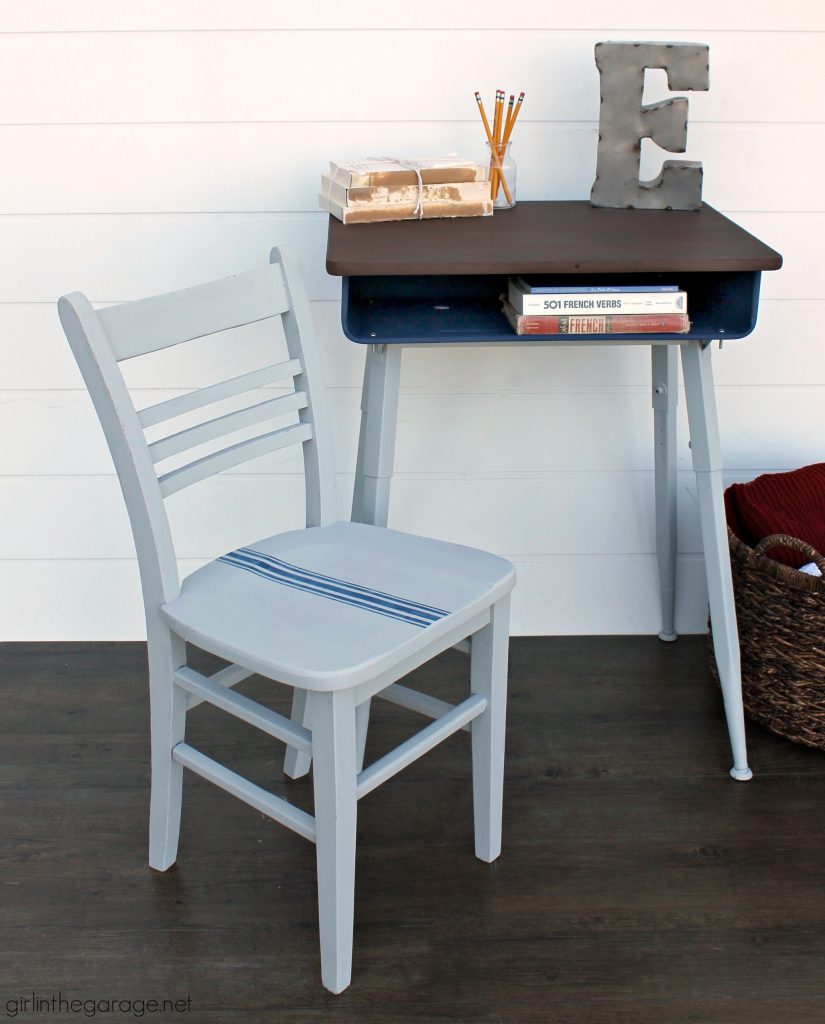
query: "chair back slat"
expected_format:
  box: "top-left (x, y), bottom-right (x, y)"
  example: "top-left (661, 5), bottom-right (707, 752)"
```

top-left (138, 358), bottom-right (303, 428)
top-left (59, 249), bottom-right (338, 610)
top-left (99, 265), bottom-right (289, 361)
top-left (158, 422), bottom-right (313, 498)
top-left (148, 391), bottom-right (308, 465)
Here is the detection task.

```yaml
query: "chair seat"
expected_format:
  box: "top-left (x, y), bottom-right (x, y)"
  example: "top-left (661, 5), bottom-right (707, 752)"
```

top-left (162, 520), bottom-right (515, 691)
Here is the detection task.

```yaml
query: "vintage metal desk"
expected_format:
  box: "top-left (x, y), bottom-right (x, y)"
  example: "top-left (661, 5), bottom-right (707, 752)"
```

top-left (325, 200), bottom-right (783, 780)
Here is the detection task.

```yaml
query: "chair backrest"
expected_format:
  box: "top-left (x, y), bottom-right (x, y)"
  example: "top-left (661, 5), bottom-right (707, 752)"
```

top-left (58, 246), bottom-right (337, 613)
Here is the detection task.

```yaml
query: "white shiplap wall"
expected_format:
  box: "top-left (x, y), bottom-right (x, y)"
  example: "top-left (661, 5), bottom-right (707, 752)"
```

top-left (2, 1), bottom-right (823, 639)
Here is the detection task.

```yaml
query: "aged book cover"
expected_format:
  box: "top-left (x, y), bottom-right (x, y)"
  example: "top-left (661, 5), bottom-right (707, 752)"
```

top-left (501, 300), bottom-right (690, 335)
top-left (513, 278), bottom-right (679, 294)
top-left (320, 194), bottom-right (493, 224)
top-left (328, 157), bottom-right (486, 188)
top-left (508, 280), bottom-right (688, 316)
top-left (321, 175), bottom-right (491, 207)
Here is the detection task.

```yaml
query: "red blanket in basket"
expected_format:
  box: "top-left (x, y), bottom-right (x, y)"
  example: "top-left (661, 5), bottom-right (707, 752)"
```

top-left (725, 463), bottom-right (825, 567)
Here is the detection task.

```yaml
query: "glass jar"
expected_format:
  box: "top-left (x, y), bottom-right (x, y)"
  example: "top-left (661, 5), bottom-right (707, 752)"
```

top-left (485, 141), bottom-right (517, 209)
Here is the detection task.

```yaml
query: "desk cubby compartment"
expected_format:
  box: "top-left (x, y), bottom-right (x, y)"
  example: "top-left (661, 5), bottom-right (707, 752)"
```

top-left (341, 271), bottom-right (762, 344)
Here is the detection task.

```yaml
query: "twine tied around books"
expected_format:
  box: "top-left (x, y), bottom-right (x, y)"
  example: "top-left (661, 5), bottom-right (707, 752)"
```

top-left (368, 156), bottom-right (429, 217)
top-left (328, 157), bottom-right (427, 218)
top-left (366, 159), bottom-right (425, 217)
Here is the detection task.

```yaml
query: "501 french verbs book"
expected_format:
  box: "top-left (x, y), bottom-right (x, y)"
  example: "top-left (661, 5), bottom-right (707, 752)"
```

top-left (508, 277), bottom-right (688, 316)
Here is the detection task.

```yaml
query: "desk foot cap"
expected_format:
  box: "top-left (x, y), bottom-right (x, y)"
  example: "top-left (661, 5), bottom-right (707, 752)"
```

top-left (658, 631), bottom-right (678, 643)
top-left (730, 766), bottom-right (753, 782)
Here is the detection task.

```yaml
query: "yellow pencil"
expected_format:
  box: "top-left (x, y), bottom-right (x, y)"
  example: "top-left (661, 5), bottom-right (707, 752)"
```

top-left (493, 89), bottom-right (502, 146)
top-left (503, 94), bottom-right (515, 142)
top-left (494, 93), bottom-right (515, 199)
top-left (491, 90), bottom-right (503, 196)
top-left (474, 91), bottom-right (513, 206)
top-left (502, 91), bottom-right (525, 147)
top-left (494, 91), bottom-right (525, 200)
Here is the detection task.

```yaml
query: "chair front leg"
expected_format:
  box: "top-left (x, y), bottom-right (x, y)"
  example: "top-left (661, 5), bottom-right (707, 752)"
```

top-left (147, 624), bottom-right (188, 871)
top-left (311, 689), bottom-right (359, 994)
top-left (470, 595), bottom-right (511, 863)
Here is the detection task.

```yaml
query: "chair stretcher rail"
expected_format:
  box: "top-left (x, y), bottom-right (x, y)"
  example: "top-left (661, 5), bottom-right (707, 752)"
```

top-left (174, 666), bottom-right (312, 753)
top-left (356, 693), bottom-right (487, 800)
top-left (184, 662), bottom-right (254, 710)
top-left (172, 742), bottom-right (316, 842)
top-left (377, 683), bottom-right (472, 731)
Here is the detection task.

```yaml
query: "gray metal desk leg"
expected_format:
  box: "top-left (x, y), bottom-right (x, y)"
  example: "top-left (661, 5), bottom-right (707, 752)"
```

top-left (681, 341), bottom-right (752, 781)
top-left (652, 345), bottom-right (679, 642)
top-left (350, 344), bottom-right (403, 767)
top-left (351, 343), bottom-right (403, 527)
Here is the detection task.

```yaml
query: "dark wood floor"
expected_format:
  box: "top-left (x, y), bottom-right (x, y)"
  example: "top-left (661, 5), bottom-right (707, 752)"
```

top-left (2, 637), bottom-right (824, 1024)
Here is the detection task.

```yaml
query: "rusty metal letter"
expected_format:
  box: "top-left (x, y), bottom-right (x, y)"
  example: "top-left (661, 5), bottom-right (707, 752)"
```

top-left (590, 41), bottom-right (709, 211)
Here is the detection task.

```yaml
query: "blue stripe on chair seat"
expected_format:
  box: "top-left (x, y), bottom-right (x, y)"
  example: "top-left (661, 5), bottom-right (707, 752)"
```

top-left (236, 548), bottom-right (450, 617)
top-left (218, 547), bottom-right (450, 628)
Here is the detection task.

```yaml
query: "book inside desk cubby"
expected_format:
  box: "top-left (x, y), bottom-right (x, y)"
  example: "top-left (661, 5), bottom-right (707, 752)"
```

top-left (341, 271), bottom-right (762, 344)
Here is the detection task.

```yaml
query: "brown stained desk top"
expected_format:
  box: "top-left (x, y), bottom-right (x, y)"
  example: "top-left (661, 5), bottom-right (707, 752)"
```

top-left (326, 200), bottom-right (783, 277)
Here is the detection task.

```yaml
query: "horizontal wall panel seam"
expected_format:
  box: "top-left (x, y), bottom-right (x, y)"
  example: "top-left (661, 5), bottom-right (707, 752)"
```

top-left (0, 208), bottom-right (817, 216)
top-left (2, 119), bottom-right (825, 128)
top-left (0, 468), bottom-right (801, 480)
top-left (3, 28), bottom-right (823, 37)
top-left (0, 553), bottom-right (708, 564)
top-left (0, 209), bottom-right (819, 218)
top-left (2, 385), bottom-right (824, 395)
top-left (0, 298), bottom-right (809, 308)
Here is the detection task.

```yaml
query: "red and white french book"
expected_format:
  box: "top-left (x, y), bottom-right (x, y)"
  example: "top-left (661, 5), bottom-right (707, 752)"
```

top-left (502, 300), bottom-right (690, 336)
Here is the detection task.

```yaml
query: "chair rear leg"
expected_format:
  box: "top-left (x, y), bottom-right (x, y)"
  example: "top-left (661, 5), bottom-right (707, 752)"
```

top-left (355, 698), bottom-right (371, 772)
top-left (285, 692), bottom-right (371, 779)
top-left (284, 689), bottom-right (312, 779)
top-left (470, 595), bottom-right (511, 863)
top-left (311, 689), bottom-right (358, 994)
top-left (147, 625), bottom-right (188, 871)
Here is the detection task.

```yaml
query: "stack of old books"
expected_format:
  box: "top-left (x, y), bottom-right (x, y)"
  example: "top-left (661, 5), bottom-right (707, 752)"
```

top-left (320, 157), bottom-right (492, 225)
top-left (502, 277), bottom-right (690, 335)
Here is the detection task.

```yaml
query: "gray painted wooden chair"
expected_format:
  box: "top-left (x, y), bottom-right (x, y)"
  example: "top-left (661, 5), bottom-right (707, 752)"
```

top-left (58, 247), bottom-right (515, 993)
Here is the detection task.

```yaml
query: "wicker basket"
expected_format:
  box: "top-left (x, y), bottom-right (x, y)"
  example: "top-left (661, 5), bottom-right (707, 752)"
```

top-left (710, 529), bottom-right (825, 750)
